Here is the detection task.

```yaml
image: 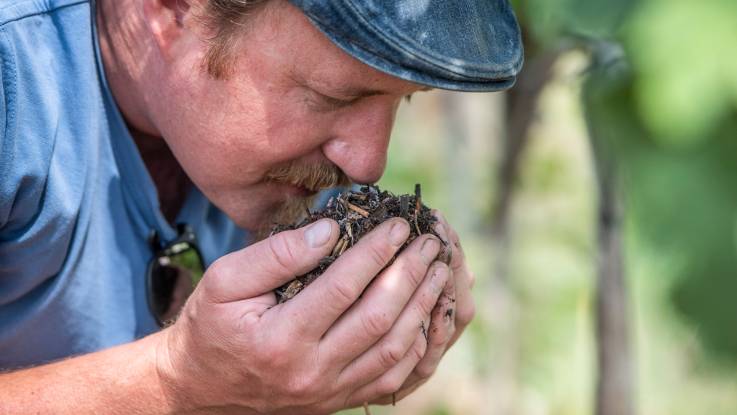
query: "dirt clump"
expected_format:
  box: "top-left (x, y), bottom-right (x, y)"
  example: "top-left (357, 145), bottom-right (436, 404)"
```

top-left (272, 184), bottom-right (450, 303)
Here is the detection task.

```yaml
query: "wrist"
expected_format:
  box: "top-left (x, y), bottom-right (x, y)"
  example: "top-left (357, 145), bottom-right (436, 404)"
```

top-left (153, 328), bottom-right (200, 414)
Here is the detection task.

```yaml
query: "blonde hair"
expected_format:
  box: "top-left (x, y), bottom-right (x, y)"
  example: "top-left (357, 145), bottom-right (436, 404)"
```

top-left (200, 0), bottom-right (269, 78)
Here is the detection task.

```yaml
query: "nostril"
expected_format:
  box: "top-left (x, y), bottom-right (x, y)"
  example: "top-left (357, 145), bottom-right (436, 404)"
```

top-left (321, 134), bottom-right (390, 184)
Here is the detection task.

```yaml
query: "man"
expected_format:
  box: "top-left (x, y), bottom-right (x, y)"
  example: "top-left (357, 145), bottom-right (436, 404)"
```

top-left (0, 0), bottom-right (521, 413)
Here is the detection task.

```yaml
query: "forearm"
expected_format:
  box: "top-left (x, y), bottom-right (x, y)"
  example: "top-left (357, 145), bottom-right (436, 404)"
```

top-left (0, 332), bottom-right (175, 415)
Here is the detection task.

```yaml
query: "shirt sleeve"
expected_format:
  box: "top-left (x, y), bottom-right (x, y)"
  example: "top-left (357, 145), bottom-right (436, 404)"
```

top-left (0, 33), bottom-right (50, 234)
top-left (0, 29), bottom-right (63, 304)
top-left (0, 48), bottom-right (9, 229)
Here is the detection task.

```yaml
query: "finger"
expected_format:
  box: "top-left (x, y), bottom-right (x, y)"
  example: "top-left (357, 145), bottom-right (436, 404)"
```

top-left (202, 219), bottom-right (340, 303)
top-left (323, 235), bottom-right (441, 362)
top-left (446, 251), bottom-right (475, 349)
top-left (389, 274), bottom-right (457, 393)
top-left (412, 273), bottom-right (457, 380)
top-left (336, 262), bottom-right (449, 386)
top-left (282, 218), bottom-right (410, 338)
top-left (432, 211), bottom-right (476, 348)
top-left (345, 332), bottom-right (427, 408)
top-left (448, 268), bottom-right (475, 349)
top-left (432, 210), bottom-right (466, 276)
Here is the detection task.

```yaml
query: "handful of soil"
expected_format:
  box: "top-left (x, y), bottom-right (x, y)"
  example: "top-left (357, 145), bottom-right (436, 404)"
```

top-left (272, 184), bottom-right (450, 303)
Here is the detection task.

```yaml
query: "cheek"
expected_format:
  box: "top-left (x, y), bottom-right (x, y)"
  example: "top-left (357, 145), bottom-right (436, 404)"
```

top-left (159, 81), bottom-right (278, 188)
top-left (258, 95), bottom-right (336, 161)
top-left (166, 91), bottom-right (336, 200)
top-left (156, 62), bottom-right (333, 194)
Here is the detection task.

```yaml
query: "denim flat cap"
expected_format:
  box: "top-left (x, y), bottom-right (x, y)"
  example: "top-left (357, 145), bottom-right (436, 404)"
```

top-left (288, 0), bottom-right (524, 92)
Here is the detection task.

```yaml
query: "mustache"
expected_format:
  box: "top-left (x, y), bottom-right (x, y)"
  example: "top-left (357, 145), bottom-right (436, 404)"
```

top-left (264, 160), bottom-right (352, 191)
top-left (253, 162), bottom-right (351, 241)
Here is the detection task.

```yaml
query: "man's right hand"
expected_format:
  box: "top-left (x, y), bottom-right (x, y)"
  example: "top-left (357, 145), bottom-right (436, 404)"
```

top-left (157, 217), bottom-right (450, 414)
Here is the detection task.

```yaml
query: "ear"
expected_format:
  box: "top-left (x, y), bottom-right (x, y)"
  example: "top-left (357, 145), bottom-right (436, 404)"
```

top-left (142, 0), bottom-right (194, 57)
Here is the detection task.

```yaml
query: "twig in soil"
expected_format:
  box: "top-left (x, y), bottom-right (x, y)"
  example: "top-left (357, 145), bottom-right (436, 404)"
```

top-left (346, 223), bottom-right (354, 245)
top-left (338, 235), bottom-right (350, 256)
top-left (414, 184), bottom-right (422, 212)
top-left (346, 202), bottom-right (370, 217)
top-left (331, 237), bottom-right (346, 257)
top-left (413, 184), bottom-right (423, 235)
top-left (400, 195), bottom-right (409, 217)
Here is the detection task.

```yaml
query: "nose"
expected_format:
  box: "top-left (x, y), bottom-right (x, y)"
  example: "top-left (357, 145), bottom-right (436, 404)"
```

top-left (321, 97), bottom-right (399, 184)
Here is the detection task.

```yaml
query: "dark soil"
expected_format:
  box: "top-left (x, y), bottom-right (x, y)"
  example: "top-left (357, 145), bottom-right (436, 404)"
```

top-left (272, 184), bottom-right (450, 303)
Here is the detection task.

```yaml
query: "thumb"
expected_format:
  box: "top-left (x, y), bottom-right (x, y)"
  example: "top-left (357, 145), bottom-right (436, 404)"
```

top-left (202, 219), bottom-right (339, 303)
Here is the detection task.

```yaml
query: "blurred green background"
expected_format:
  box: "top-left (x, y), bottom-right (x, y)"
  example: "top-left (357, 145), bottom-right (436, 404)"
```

top-left (343, 0), bottom-right (737, 414)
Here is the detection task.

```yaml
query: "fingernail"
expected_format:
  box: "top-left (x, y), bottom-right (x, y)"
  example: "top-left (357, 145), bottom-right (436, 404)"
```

top-left (434, 222), bottom-right (450, 244)
top-left (389, 220), bottom-right (410, 246)
top-left (305, 219), bottom-right (332, 248)
top-left (420, 238), bottom-right (440, 265)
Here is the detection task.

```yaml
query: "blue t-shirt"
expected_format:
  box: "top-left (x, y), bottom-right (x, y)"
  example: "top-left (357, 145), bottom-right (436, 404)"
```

top-left (0, 0), bottom-right (247, 368)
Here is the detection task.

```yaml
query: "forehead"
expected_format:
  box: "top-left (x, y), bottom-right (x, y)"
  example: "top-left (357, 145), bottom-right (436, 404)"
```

top-left (245, 0), bottom-right (427, 96)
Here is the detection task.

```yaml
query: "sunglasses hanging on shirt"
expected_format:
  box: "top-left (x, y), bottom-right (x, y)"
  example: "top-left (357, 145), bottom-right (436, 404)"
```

top-left (146, 224), bottom-right (206, 328)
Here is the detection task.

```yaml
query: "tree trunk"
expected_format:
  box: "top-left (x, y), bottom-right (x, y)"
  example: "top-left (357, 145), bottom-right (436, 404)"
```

top-left (491, 49), bottom-right (560, 280)
top-left (588, 100), bottom-right (635, 415)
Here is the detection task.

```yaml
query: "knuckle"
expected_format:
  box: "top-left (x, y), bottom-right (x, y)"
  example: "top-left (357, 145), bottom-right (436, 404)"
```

top-left (259, 338), bottom-right (292, 368)
top-left (449, 232), bottom-right (465, 258)
top-left (448, 225), bottom-right (461, 246)
top-left (199, 258), bottom-right (229, 301)
top-left (401, 257), bottom-right (426, 288)
top-left (457, 300), bottom-right (476, 327)
top-left (268, 233), bottom-right (299, 274)
top-left (450, 248), bottom-right (465, 271)
top-left (429, 325), bottom-right (450, 347)
top-left (434, 261), bottom-right (451, 278)
top-left (366, 242), bottom-right (392, 269)
top-left (376, 375), bottom-right (404, 396)
top-left (287, 372), bottom-right (320, 399)
top-left (378, 342), bottom-right (405, 369)
top-left (411, 336), bottom-right (427, 361)
top-left (326, 279), bottom-right (356, 306)
top-left (415, 362), bottom-right (436, 379)
top-left (362, 310), bottom-right (393, 338)
top-left (205, 257), bottom-right (225, 279)
top-left (417, 291), bottom-right (439, 318)
top-left (433, 262), bottom-right (452, 290)
top-left (467, 270), bottom-right (477, 289)
top-left (201, 260), bottom-right (223, 291)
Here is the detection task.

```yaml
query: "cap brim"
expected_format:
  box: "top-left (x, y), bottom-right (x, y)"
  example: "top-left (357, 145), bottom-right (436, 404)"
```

top-left (309, 17), bottom-right (519, 92)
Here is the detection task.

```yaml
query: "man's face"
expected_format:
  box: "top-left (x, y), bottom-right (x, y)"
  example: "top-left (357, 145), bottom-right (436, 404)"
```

top-left (143, 0), bottom-right (427, 232)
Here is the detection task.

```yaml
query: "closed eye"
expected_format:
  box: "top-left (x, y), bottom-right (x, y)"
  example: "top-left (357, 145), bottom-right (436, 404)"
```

top-left (321, 93), bottom-right (358, 109)
top-left (307, 89), bottom-right (359, 111)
